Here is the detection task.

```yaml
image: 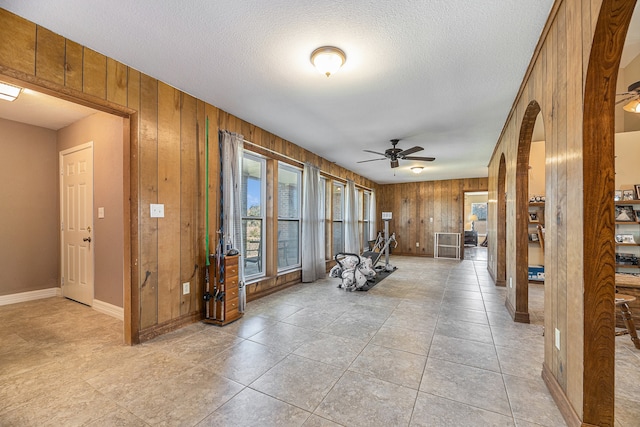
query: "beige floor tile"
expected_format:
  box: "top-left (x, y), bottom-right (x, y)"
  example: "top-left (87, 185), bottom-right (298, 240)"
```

top-left (420, 357), bottom-right (512, 416)
top-left (496, 344), bottom-right (544, 380)
top-left (434, 317), bottom-right (494, 344)
top-left (503, 374), bottom-right (566, 426)
top-left (206, 339), bottom-right (288, 385)
top-left (248, 322), bottom-right (319, 352)
top-left (428, 334), bottom-right (500, 372)
top-left (198, 388), bottom-right (310, 426)
top-left (314, 370), bottom-right (417, 427)
top-left (0, 380), bottom-right (118, 426)
top-left (281, 307), bottom-right (344, 331)
top-left (293, 332), bottom-right (367, 369)
top-left (348, 343), bottom-right (426, 389)
top-left (123, 367), bottom-right (243, 426)
top-left (410, 392), bottom-right (515, 426)
top-left (370, 325), bottom-right (433, 355)
top-left (302, 414), bottom-right (345, 426)
top-left (250, 354), bottom-right (343, 412)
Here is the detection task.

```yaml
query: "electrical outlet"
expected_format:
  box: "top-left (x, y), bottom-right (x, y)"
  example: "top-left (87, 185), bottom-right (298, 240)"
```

top-left (416, 242), bottom-right (420, 247)
top-left (150, 204), bottom-right (164, 218)
top-left (509, 277), bottom-right (513, 288)
top-left (555, 328), bottom-right (561, 350)
top-left (182, 282), bottom-right (190, 295)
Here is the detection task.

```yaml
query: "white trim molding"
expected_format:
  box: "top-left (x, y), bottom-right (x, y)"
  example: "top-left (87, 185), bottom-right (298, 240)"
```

top-left (0, 288), bottom-right (60, 306)
top-left (92, 299), bottom-right (124, 321)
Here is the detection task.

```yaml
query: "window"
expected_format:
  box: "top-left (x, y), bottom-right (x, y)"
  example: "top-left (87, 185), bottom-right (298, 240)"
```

top-left (362, 191), bottom-right (371, 250)
top-left (320, 177), bottom-right (327, 260)
top-left (241, 153), bottom-right (265, 279)
top-left (278, 163), bottom-right (301, 271)
top-left (332, 182), bottom-right (344, 255)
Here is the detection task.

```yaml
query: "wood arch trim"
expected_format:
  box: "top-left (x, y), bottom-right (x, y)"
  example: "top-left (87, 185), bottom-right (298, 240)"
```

top-left (496, 153), bottom-right (507, 286)
top-left (513, 100), bottom-right (542, 323)
top-left (582, 0), bottom-right (635, 425)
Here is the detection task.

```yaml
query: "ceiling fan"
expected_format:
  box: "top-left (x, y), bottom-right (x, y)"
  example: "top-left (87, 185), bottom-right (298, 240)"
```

top-left (357, 139), bottom-right (435, 169)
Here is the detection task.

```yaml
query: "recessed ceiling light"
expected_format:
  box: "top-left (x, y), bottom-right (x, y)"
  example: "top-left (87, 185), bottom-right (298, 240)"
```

top-left (411, 166), bottom-right (424, 174)
top-left (0, 81), bottom-right (22, 102)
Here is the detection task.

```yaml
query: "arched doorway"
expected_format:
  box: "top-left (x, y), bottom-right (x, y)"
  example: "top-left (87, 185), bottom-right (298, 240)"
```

top-left (496, 153), bottom-right (507, 287)
top-left (513, 101), bottom-right (542, 323)
top-left (582, 0), bottom-right (636, 424)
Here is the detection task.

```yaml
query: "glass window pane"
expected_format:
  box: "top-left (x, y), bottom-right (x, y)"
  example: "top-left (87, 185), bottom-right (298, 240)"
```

top-left (242, 152), bottom-right (265, 279)
top-left (243, 219), bottom-right (263, 276)
top-left (363, 193), bottom-right (370, 219)
top-left (333, 183), bottom-right (343, 220)
top-left (278, 220), bottom-right (300, 269)
top-left (243, 156), bottom-right (263, 217)
top-left (333, 221), bottom-right (344, 255)
top-left (278, 165), bottom-right (300, 219)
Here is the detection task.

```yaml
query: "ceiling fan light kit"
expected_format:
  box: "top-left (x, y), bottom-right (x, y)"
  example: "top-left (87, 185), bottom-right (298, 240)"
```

top-left (310, 46), bottom-right (346, 77)
top-left (617, 80), bottom-right (640, 113)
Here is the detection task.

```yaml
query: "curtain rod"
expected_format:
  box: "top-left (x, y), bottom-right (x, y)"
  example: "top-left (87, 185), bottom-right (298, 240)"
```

top-left (241, 138), bottom-right (373, 192)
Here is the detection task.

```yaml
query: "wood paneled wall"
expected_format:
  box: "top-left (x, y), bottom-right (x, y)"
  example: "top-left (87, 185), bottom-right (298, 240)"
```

top-left (487, 0), bottom-right (636, 425)
top-left (376, 178), bottom-right (488, 257)
top-left (0, 8), bottom-right (375, 342)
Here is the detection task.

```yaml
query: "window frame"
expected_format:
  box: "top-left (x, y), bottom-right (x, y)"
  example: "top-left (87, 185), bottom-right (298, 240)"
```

top-left (241, 151), bottom-right (266, 280)
top-left (332, 181), bottom-right (345, 256)
top-left (277, 162), bottom-right (302, 272)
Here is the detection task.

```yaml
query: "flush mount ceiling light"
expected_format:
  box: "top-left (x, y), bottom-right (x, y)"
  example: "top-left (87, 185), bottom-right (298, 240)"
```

top-left (411, 166), bottom-right (424, 174)
top-left (0, 81), bottom-right (22, 102)
top-left (310, 46), bottom-right (346, 77)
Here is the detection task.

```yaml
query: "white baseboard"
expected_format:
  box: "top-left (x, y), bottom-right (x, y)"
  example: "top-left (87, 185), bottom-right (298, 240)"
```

top-left (92, 299), bottom-right (124, 321)
top-left (0, 288), bottom-right (60, 306)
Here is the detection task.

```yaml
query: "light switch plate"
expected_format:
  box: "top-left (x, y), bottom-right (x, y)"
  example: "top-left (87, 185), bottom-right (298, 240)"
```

top-left (182, 282), bottom-right (190, 295)
top-left (150, 204), bottom-right (164, 218)
top-left (98, 207), bottom-right (105, 218)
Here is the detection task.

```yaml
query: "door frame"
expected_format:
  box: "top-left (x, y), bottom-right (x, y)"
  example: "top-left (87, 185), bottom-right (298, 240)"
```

top-left (59, 141), bottom-right (95, 306)
top-left (0, 71), bottom-right (137, 344)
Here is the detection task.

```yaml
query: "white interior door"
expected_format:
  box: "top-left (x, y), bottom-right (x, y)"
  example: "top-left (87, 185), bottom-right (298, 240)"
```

top-left (60, 143), bottom-right (94, 306)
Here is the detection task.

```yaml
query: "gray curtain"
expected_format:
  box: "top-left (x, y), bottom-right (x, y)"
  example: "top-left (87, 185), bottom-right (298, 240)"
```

top-left (301, 163), bottom-right (325, 282)
top-left (220, 130), bottom-right (246, 312)
top-left (344, 179), bottom-right (359, 253)
top-left (369, 190), bottom-right (377, 241)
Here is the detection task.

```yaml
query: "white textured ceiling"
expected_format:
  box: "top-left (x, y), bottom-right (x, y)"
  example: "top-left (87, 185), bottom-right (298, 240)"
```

top-left (0, 1), bottom-right (556, 184)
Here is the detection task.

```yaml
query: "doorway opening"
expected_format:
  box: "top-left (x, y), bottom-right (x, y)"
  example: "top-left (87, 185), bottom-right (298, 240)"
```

top-left (463, 191), bottom-right (488, 261)
top-left (0, 85), bottom-right (128, 339)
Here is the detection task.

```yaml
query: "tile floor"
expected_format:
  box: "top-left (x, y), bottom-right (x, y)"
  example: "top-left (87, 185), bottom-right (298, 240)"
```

top-left (1, 254), bottom-right (638, 426)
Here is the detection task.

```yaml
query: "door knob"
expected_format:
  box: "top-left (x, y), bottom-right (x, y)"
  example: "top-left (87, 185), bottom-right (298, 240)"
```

top-left (83, 237), bottom-right (92, 242)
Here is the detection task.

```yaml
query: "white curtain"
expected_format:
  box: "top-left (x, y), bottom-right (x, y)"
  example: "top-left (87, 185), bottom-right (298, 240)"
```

top-left (301, 163), bottom-right (325, 282)
top-left (220, 130), bottom-right (246, 312)
top-left (344, 179), bottom-right (359, 254)
top-left (369, 191), bottom-right (377, 241)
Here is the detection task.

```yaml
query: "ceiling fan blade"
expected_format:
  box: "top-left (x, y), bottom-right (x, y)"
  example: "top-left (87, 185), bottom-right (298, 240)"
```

top-left (398, 146), bottom-right (423, 156)
top-left (390, 159), bottom-right (399, 168)
top-left (404, 156), bottom-right (435, 161)
top-left (356, 158), bottom-right (387, 163)
top-left (363, 149), bottom-right (387, 156)
top-left (616, 94), bottom-right (638, 105)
